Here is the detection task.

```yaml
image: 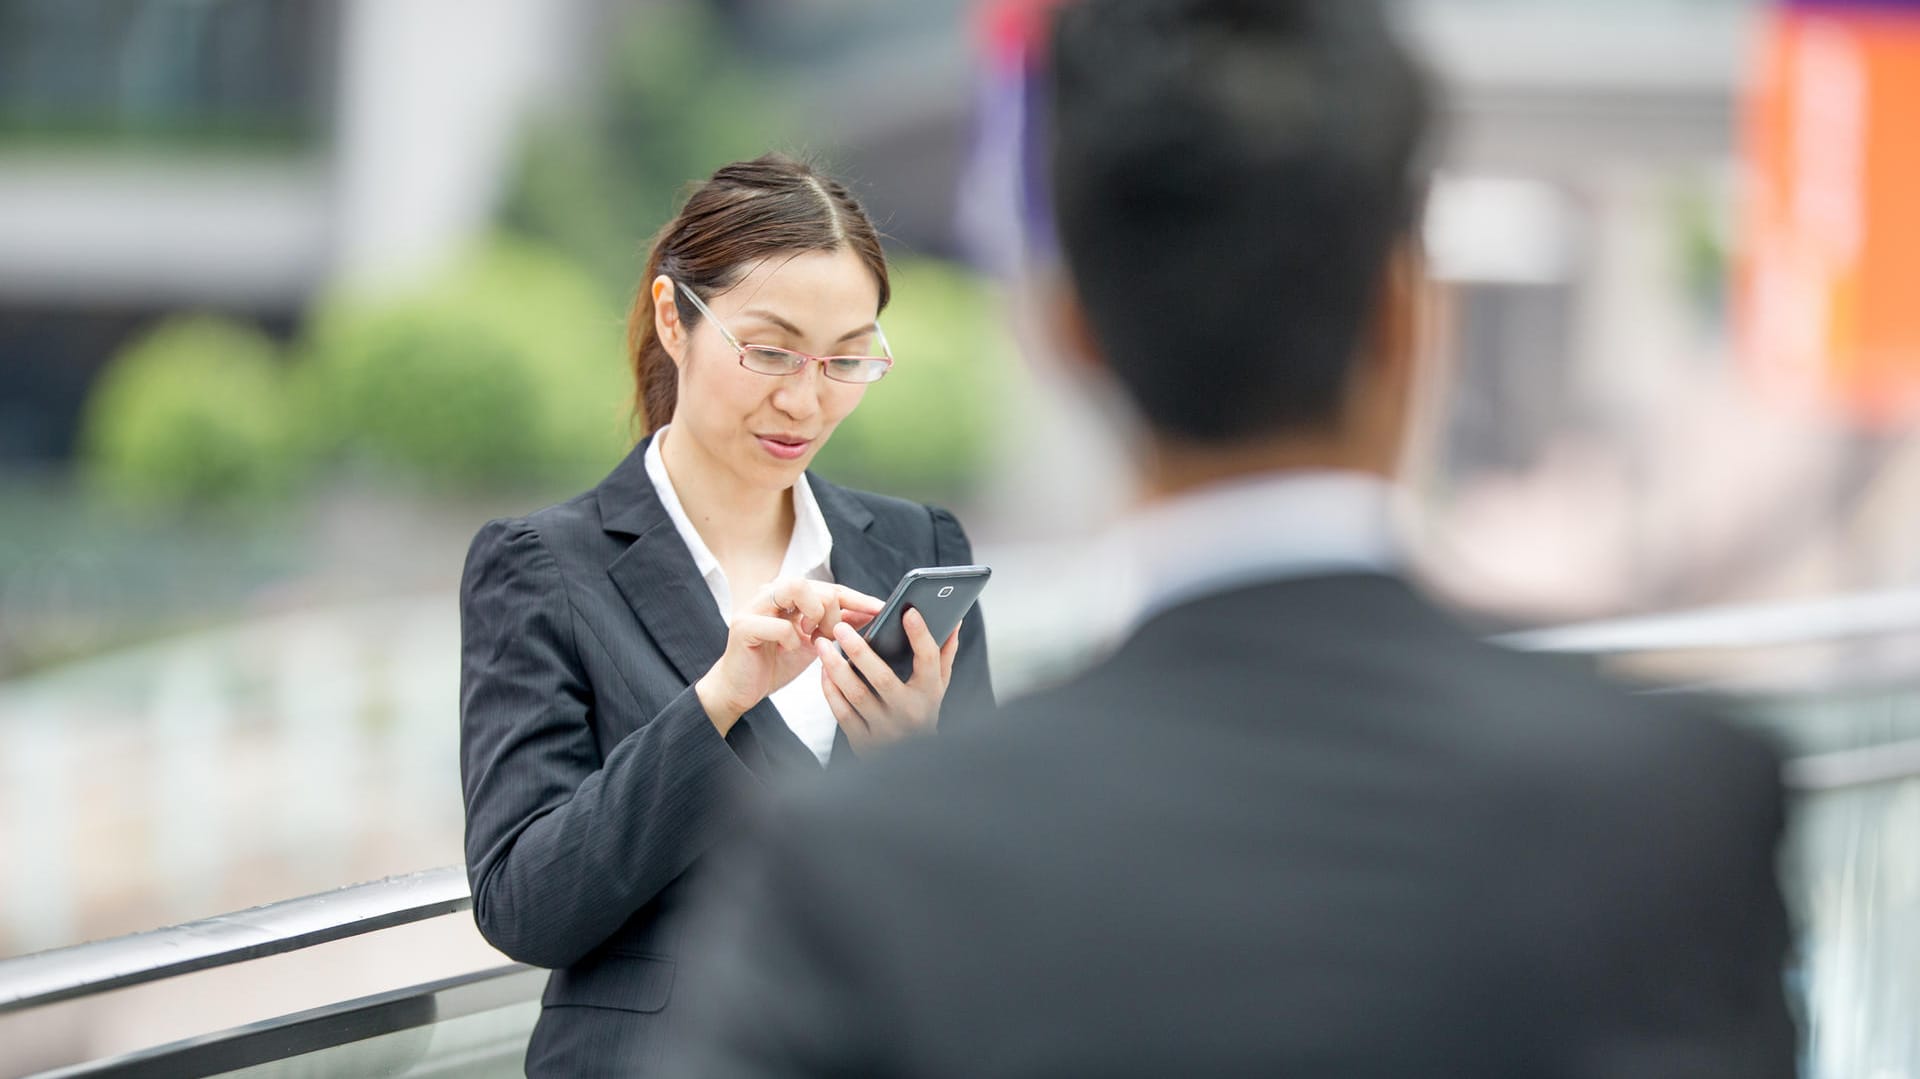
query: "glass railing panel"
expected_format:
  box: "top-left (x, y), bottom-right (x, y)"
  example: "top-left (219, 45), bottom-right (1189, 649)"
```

top-left (210, 997), bottom-right (541, 1079)
top-left (1741, 690), bottom-right (1920, 1079)
top-left (33, 966), bottom-right (543, 1079)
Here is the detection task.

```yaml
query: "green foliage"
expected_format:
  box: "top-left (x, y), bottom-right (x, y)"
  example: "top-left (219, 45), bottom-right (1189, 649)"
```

top-left (1670, 177), bottom-right (1730, 319)
top-left (80, 316), bottom-right (297, 507)
top-left (76, 251), bottom-right (1014, 506)
top-left (299, 238), bottom-right (630, 493)
top-left (810, 259), bottom-right (1015, 500)
top-left (77, 241), bottom-right (631, 507)
top-left (498, 2), bottom-right (794, 294)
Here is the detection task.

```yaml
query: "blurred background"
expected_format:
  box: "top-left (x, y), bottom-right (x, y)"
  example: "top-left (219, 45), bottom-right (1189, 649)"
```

top-left (3, 0), bottom-right (1920, 1075)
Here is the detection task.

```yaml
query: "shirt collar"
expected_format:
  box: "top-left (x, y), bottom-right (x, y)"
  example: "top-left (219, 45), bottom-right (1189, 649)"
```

top-left (781, 466), bottom-right (835, 580)
top-left (642, 427), bottom-right (835, 587)
top-left (1120, 469), bottom-right (1401, 630)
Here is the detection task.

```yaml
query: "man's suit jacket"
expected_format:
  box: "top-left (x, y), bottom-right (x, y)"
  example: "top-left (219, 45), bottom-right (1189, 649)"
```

top-left (458, 435), bottom-right (993, 1077)
top-left (672, 572), bottom-right (1797, 1078)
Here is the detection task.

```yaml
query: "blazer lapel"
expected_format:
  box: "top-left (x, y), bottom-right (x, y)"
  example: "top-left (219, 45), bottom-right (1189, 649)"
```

top-left (601, 440), bottom-right (726, 690)
top-left (599, 437), bottom-right (817, 776)
top-left (810, 476), bottom-right (915, 771)
top-left (811, 475), bottom-right (909, 608)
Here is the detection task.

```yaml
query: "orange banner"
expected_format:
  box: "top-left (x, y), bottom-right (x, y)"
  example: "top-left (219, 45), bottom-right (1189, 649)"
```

top-left (1740, 7), bottom-right (1920, 426)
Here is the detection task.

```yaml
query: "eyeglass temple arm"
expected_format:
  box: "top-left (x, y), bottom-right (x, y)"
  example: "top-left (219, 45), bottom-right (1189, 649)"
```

top-left (679, 277), bottom-right (891, 360)
top-left (672, 281), bottom-right (745, 352)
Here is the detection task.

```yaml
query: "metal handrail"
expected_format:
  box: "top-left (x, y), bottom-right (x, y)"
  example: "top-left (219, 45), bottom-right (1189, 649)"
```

top-left (1498, 586), bottom-right (1920, 655)
top-left (1784, 737), bottom-right (1920, 794)
top-left (0, 866), bottom-right (471, 1014)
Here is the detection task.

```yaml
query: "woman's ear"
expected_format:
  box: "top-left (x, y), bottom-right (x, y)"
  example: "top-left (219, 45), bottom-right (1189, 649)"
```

top-left (652, 275), bottom-right (687, 370)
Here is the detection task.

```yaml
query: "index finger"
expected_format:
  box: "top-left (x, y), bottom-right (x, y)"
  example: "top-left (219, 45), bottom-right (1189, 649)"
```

top-left (833, 585), bottom-right (884, 615)
top-left (766, 579), bottom-right (830, 635)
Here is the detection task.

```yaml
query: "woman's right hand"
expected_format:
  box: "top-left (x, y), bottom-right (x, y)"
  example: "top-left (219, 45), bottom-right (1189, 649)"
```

top-left (695, 579), bottom-right (883, 735)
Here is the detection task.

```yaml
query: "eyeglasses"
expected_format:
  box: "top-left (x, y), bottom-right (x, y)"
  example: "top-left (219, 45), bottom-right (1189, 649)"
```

top-left (674, 281), bottom-right (894, 385)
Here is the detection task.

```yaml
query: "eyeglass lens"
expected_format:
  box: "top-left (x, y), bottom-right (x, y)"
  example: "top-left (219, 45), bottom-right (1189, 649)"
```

top-left (740, 346), bottom-right (889, 384)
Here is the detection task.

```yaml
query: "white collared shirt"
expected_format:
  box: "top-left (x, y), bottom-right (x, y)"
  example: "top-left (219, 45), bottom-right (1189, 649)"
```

top-left (644, 429), bottom-right (840, 765)
top-left (1120, 470), bottom-right (1402, 633)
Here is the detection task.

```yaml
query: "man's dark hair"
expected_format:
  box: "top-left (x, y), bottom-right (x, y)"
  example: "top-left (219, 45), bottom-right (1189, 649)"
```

top-left (1048, 0), bottom-right (1433, 442)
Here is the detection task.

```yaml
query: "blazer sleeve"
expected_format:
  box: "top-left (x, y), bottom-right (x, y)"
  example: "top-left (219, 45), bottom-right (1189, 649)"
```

top-left (459, 517), bottom-right (759, 970)
top-left (929, 504), bottom-right (996, 725)
top-left (1514, 713), bottom-right (1799, 1078)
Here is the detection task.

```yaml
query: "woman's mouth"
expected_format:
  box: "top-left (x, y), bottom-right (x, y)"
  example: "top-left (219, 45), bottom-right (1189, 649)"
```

top-left (756, 435), bottom-right (813, 461)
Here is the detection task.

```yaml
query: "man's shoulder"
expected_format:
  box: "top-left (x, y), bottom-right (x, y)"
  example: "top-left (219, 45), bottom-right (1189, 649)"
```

top-left (1427, 632), bottom-right (1788, 838)
top-left (825, 633), bottom-right (1766, 817)
top-left (1251, 574), bottom-right (1782, 789)
top-left (790, 579), bottom-right (1784, 841)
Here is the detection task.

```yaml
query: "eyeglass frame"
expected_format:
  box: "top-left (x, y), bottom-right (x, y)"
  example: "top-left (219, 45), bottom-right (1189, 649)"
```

top-left (673, 280), bottom-right (895, 384)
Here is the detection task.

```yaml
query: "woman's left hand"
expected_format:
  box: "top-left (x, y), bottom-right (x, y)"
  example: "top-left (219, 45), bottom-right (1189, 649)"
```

top-left (815, 608), bottom-right (960, 753)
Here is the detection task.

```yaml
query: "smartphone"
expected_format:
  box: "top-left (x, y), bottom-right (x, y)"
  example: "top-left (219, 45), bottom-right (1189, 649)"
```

top-left (849, 565), bottom-right (992, 681)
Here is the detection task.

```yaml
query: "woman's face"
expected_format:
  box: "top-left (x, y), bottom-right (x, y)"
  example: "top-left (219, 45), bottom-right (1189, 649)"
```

top-left (658, 247), bottom-right (883, 490)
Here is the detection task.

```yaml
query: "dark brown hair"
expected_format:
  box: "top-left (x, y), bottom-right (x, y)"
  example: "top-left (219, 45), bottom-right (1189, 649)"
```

top-left (627, 153), bottom-right (891, 433)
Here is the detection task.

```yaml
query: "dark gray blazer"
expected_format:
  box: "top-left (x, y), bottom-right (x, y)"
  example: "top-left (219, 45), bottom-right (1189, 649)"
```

top-left (458, 435), bottom-right (993, 1077)
top-left (672, 573), bottom-right (1797, 1078)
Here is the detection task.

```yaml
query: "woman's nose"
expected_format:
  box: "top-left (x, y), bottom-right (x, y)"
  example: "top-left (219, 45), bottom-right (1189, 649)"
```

top-left (769, 364), bottom-right (823, 419)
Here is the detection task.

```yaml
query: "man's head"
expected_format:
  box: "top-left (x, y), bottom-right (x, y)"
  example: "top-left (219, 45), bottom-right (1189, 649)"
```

top-left (1047, 0), bottom-right (1434, 483)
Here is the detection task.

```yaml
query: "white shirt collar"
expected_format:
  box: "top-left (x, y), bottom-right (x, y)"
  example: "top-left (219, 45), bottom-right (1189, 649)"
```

top-left (1120, 469), bottom-right (1401, 630)
top-left (781, 462), bottom-right (836, 582)
top-left (643, 427), bottom-right (835, 616)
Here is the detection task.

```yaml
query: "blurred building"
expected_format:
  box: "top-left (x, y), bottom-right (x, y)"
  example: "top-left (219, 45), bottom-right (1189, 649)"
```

top-left (2, 0), bottom-right (1754, 487)
top-left (0, 0), bottom-right (598, 463)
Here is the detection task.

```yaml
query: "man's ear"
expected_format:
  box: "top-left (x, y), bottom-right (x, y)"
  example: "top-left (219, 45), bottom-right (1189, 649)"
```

top-left (652, 275), bottom-right (687, 370)
top-left (1351, 236), bottom-right (1433, 478)
top-left (1043, 268), bottom-right (1109, 381)
top-left (1366, 238), bottom-right (1425, 392)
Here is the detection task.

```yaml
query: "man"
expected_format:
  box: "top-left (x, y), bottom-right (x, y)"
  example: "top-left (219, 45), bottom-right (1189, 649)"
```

top-left (670, 1), bottom-right (1799, 1075)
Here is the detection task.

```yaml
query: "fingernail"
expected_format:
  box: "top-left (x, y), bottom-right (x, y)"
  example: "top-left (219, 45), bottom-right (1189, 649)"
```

top-left (833, 623), bottom-right (855, 641)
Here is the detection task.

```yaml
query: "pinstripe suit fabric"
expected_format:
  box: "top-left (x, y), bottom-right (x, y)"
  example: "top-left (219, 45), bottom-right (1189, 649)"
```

top-left (458, 434), bottom-right (993, 1076)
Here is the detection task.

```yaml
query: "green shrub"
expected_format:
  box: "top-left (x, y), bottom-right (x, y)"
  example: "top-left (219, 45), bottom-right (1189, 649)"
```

top-left (80, 316), bottom-right (297, 507)
top-left (810, 259), bottom-right (1016, 501)
top-left (299, 238), bottom-right (630, 493)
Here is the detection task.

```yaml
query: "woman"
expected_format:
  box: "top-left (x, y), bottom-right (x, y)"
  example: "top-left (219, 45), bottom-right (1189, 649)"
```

top-left (458, 154), bottom-right (994, 1076)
